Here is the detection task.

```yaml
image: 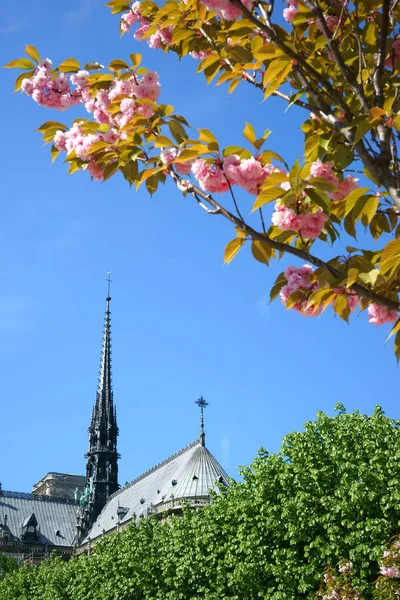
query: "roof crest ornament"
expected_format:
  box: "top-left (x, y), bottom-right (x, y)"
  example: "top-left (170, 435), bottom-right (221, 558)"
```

top-left (195, 395), bottom-right (208, 447)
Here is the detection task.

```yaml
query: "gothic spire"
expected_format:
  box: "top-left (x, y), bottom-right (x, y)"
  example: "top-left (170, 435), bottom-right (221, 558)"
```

top-left (91, 273), bottom-right (115, 436)
top-left (77, 275), bottom-right (120, 542)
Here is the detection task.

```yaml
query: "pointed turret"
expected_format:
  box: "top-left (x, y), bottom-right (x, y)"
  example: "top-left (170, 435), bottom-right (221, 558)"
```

top-left (76, 275), bottom-right (120, 542)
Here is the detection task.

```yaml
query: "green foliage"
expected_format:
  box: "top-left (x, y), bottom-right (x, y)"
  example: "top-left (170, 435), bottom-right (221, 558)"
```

top-left (2, 408), bottom-right (400, 599)
top-left (0, 553), bottom-right (19, 578)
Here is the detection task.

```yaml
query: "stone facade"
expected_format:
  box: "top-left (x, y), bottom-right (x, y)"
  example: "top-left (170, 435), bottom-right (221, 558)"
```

top-left (32, 473), bottom-right (85, 500)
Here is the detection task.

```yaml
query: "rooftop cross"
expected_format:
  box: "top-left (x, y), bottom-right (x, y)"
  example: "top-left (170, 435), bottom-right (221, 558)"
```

top-left (195, 395), bottom-right (208, 446)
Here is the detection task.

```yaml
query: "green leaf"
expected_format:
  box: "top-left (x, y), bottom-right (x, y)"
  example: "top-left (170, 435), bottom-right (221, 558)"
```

top-left (360, 195), bottom-right (379, 225)
top-left (169, 121), bottom-right (188, 144)
top-left (224, 238), bottom-right (245, 264)
top-left (14, 71), bottom-right (35, 92)
top-left (333, 294), bottom-right (351, 323)
top-left (243, 122), bottom-right (256, 146)
top-left (154, 135), bottom-right (175, 148)
top-left (109, 59), bottom-right (129, 70)
top-left (51, 144), bottom-right (60, 164)
top-left (130, 53), bottom-right (142, 68)
top-left (385, 318), bottom-right (400, 343)
top-left (198, 129), bottom-right (218, 146)
top-left (4, 58), bottom-right (35, 70)
top-left (380, 239), bottom-right (400, 276)
top-left (251, 240), bottom-right (272, 265)
top-left (346, 268), bottom-right (359, 288)
top-left (58, 58), bottom-right (81, 73)
top-left (353, 120), bottom-right (372, 145)
top-left (345, 188), bottom-right (370, 216)
top-left (25, 45), bottom-right (40, 63)
top-left (37, 121), bottom-right (68, 133)
top-left (252, 187), bottom-right (285, 212)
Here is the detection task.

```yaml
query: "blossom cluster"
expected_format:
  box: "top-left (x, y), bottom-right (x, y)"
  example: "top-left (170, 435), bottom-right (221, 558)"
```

top-left (279, 264), bottom-right (322, 317)
top-left (319, 562), bottom-right (360, 600)
top-left (272, 205), bottom-right (328, 240)
top-left (279, 267), bottom-right (398, 326)
top-left (19, 56), bottom-right (162, 181)
top-left (160, 148), bottom-right (193, 176)
top-left (283, 0), bottom-right (298, 23)
top-left (164, 153), bottom-right (276, 195)
top-left (367, 303), bottom-right (398, 326)
top-left (21, 59), bottom-right (80, 110)
top-left (121, 2), bottom-right (173, 49)
top-left (200, 0), bottom-right (252, 21)
top-left (53, 123), bottom-right (122, 180)
top-left (271, 159), bottom-right (358, 241)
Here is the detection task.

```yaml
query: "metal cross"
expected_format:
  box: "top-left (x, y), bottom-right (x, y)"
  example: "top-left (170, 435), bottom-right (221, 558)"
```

top-left (195, 395), bottom-right (209, 435)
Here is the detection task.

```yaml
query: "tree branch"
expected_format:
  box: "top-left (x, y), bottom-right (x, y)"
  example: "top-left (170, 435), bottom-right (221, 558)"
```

top-left (169, 172), bottom-right (400, 312)
top-left (373, 0), bottom-right (390, 108)
top-left (230, 0), bottom-right (353, 116)
top-left (301, 0), bottom-right (371, 114)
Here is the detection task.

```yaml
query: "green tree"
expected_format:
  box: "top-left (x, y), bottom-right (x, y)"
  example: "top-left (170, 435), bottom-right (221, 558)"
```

top-left (6, 1), bottom-right (400, 354)
top-left (1, 407), bottom-right (400, 599)
top-left (0, 552), bottom-right (19, 578)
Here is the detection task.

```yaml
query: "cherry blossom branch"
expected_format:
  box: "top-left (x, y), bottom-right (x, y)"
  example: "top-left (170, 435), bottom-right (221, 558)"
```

top-left (169, 171), bottom-right (400, 312)
top-left (231, 0), bottom-right (353, 115)
top-left (303, 0), bottom-right (371, 114)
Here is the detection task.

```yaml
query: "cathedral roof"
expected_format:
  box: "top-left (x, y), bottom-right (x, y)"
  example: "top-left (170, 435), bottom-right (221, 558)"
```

top-left (0, 492), bottom-right (77, 547)
top-left (82, 437), bottom-right (230, 544)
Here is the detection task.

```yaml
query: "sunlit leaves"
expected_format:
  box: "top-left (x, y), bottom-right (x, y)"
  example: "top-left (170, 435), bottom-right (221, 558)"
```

top-left (224, 237), bottom-right (246, 264)
top-left (57, 58), bottom-right (80, 73)
top-left (380, 239), bottom-right (400, 277)
top-left (24, 45), bottom-right (40, 64)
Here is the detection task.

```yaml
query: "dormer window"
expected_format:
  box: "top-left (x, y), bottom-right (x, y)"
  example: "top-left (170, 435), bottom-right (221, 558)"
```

top-left (21, 513), bottom-right (38, 543)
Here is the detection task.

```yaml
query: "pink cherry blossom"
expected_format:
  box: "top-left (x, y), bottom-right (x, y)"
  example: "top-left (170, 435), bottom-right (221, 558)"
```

top-left (283, 0), bottom-right (298, 22)
top-left (300, 209), bottom-right (328, 239)
top-left (190, 50), bottom-right (213, 59)
top-left (70, 70), bottom-right (90, 89)
top-left (272, 204), bottom-right (304, 231)
top-left (380, 566), bottom-right (400, 578)
top-left (87, 160), bottom-right (105, 181)
top-left (200, 0), bottom-right (252, 20)
top-left (283, 5), bottom-right (298, 22)
top-left (310, 159), bottom-right (339, 186)
top-left (329, 175), bottom-right (359, 200)
top-left (160, 148), bottom-right (178, 165)
top-left (191, 159), bottom-right (229, 193)
top-left (224, 154), bottom-right (273, 195)
top-left (21, 62), bottom-right (80, 110)
top-left (368, 303), bottom-right (398, 326)
top-left (280, 264), bottom-right (322, 317)
top-left (338, 562), bottom-right (353, 573)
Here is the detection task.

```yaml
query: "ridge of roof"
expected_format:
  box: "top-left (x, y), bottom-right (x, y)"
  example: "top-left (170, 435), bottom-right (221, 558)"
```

top-left (1, 491), bottom-right (78, 505)
top-left (108, 437), bottom-right (201, 502)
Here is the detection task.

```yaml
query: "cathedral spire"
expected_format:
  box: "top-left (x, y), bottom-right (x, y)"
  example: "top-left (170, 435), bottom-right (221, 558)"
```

top-left (77, 275), bottom-right (119, 542)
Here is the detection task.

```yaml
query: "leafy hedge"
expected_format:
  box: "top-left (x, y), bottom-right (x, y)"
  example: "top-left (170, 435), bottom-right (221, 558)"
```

top-left (2, 406), bottom-right (400, 599)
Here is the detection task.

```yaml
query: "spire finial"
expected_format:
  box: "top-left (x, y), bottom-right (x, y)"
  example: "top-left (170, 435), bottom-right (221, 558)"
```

top-left (195, 395), bottom-right (208, 446)
top-left (106, 271), bottom-right (112, 302)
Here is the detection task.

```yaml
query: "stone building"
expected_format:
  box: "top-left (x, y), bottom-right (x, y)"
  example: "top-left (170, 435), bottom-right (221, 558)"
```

top-left (0, 284), bottom-right (229, 563)
top-left (32, 473), bottom-right (85, 500)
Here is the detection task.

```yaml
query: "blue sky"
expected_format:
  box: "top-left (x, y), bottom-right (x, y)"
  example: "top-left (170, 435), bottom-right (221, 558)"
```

top-left (1, 0), bottom-right (399, 493)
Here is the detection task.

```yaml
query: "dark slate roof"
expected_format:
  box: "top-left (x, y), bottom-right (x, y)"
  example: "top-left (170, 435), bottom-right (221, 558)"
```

top-left (82, 437), bottom-right (230, 544)
top-left (0, 492), bottom-right (77, 547)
